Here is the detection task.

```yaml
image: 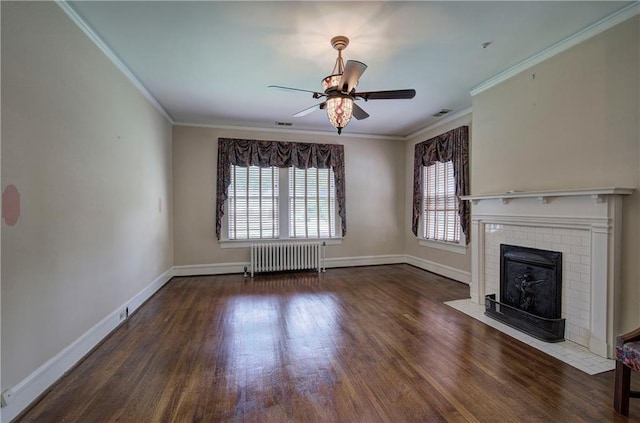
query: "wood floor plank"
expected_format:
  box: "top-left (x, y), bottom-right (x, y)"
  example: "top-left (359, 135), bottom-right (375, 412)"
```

top-left (15, 265), bottom-right (640, 422)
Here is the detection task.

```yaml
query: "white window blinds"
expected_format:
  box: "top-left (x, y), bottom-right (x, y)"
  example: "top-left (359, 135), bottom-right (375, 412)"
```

top-left (422, 161), bottom-right (460, 243)
top-left (228, 165), bottom-right (279, 240)
top-left (289, 167), bottom-right (336, 238)
top-left (227, 165), bottom-right (337, 240)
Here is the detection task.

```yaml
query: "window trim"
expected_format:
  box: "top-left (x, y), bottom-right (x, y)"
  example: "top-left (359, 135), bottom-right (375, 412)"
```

top-left (410, 126), bottom-right (470, 243)
top-left (221, 166), bottom-right (341, 243)
top-left (418, 235), bottom-right (467, 254)
top-left (418, 160), bottom-right (467, 254)
top-left (227, 165), bottom-right (280, 240)
top-left (219, 238), bottom-right (343, 249)
top-left (421, 161), bottom-right (461, 243)
top-left (215, 138), bottom-right (346, 240)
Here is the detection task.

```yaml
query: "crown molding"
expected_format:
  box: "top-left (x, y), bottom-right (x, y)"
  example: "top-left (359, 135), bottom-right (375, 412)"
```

top-left (172, 121), bottom-right (405, 141)
top-left (57, 1), bottom-right (637, 138)
top-left (470, 2), bottom-right (640, 97)
top-left (405, 106), bottom-right (473, 140)
top-left (55, 1), bottom-right (174, 123)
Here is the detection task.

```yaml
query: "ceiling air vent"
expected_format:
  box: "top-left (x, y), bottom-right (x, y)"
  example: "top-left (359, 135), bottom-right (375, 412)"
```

top-left (275, 121), bottom-right (293, 127)
top-left (432, 109), bottom-right (452, 117)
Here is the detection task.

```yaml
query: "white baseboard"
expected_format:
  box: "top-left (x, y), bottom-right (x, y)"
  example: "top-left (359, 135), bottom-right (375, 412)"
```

top-left (127, 268), bottom-right (175, 314)
top-left (325, 254), bottom-right (406, 268)
top-left (169, 255), bottom-right (469, 287)
top-left (2, 256), bottom-right (470, 421)
top-left (1, 268), bottom-right (174, 423)
top-left (405, 255), bottom-right (471, 284)
top-left (171, 256), bottom-right (407, 276)
top-left (172, 262), bottom-right (247, 276)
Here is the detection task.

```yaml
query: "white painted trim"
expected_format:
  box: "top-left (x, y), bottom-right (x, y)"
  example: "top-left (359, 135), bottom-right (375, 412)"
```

top-left (469, 192), bottom-right (628, 358)
top-left (172, 262), bottom-right (247, 277)
top-left (325, 254), bottom-right (406, 268)
top-left (0, 268), bottom-right (174, 422)
top-left (220, 238), bottom-right (343, 249)
top-left (462, 187), bottom-right (634, 204)
top-left (127, 268), bottom-right (174, 314)
top-left (0, 255), bottom-right (473, 420)
top-left (418, 238), bottom-right (467, 254)
top-left (470, 2), bottom-right (640, 96)
top-left (171, 255), bottom-right (409, 277)
top-left (55, 1), bottom-right (174, 123)
top-left (172, 255), bottom-right (471, 279)
top-left (172, 121), bottom-right (404, 141)
top-left (405, 106), bottom-right (472, 140)
top-left (0, 254), bottom-right (473, 422)
top-left (471, 214), bottom-right (610, 231)
top-left (405, 255), bottom-right (471, 284)
top-left (55, 0), bottom-right (639, 140)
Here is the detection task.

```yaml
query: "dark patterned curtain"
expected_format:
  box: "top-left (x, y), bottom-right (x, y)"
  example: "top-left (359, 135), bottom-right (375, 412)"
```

top-left (215, 138), bottom-right (346, 240)
top-left (412, 126), bottom-right (470, 244)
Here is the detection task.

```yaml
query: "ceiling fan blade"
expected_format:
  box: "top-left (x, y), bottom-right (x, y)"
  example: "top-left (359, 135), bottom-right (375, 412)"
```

top-left (269, 85), bottom-right (325, 99)
top-left (356, 89), bottom-right (416, 100)
top-left (339, 60), bottom-right (367, 94)
top-left (352, 103), bottom-right (369, 120)
top-left (292, 102), bottom-right (326, 118)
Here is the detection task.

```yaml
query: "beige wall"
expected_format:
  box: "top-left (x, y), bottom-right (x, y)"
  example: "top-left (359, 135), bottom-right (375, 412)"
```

top-left (471, 16), bottom-right (640, 331)
top-left (403, 113), bottom-right (473, 274)
top-left (173, 126), bottom-right (404, 266)
top-left (2, 0), bottom-right (638, 412)
top-left (1, 2), bottom-right (173, 389)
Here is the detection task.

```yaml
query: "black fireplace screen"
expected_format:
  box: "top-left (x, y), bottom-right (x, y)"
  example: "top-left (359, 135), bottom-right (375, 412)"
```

top-left (484, 244), bottom-right (565, 342)
top-left (500, 244), bottom-right (562, 319)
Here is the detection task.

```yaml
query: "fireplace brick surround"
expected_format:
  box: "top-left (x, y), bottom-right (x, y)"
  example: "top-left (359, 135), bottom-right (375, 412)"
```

top-left (462, 188), bottom-right (633, 358)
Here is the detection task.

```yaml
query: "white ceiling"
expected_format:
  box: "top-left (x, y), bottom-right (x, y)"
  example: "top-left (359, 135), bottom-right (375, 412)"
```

top-left (65, 1), bottom-right (635, 138)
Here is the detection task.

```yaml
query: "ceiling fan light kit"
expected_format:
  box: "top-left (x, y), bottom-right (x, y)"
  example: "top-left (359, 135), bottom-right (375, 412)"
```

top-left (269, 36), bottom-right (416, 135)
top-left (326, 96), bottom-right (353, 135)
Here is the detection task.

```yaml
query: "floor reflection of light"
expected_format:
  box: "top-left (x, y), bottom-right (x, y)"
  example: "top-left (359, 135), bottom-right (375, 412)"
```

top-left (224, 293), bottom-right (339, 391)
top-left (226, 296), bottom-right (279, 386)
top-left (285, 294), bottom-right (338, 369)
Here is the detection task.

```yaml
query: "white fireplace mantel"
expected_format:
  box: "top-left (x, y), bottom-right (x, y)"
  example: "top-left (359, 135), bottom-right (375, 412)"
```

top-left (462, 187), bottom-right (634, 358)
top-left (463, 187), bottom-right (634, 205)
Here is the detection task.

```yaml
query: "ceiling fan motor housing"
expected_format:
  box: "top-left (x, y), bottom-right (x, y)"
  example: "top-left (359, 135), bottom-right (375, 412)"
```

top-left (269, 34), bottom-right (415, 135)
top-left (330, 35), bottom-right (349, 51)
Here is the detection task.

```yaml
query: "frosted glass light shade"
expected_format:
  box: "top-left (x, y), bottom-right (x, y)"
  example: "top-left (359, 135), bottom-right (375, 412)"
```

top-left (322, 74), bottom-right (341, 92)
top-left (326, 96), bottom-right (353, 134)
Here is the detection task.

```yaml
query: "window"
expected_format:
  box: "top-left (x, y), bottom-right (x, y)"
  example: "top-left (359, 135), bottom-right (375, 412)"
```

top-left (289, 167), bottom-right (336, 238)
top-left (422, 161), bottom-right (460, 243)
top-left (411, 126), bottom-right (469, 248)
top-left (226, 165), bottom-right (337, 240)
top-left (228, 165), bottom-right (279, 240)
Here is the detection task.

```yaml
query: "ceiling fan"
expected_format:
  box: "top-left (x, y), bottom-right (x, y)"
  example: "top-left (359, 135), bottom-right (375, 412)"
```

top-left (269, 36), bottom-right (416, 135)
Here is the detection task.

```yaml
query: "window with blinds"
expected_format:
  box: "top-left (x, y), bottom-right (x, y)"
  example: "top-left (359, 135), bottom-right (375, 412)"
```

top-left (227, 165), bottom-right (337, 240)
top-left (422, 161), bottom-right (460, 243)
top-left (289, 167), bottom-right (336, 238)
top-left (228, 165), bottom-right (279, 240)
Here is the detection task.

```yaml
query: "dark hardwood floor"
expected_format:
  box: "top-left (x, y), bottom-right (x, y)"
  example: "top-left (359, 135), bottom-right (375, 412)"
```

top-left (16, 264), bottom-right (640, 422)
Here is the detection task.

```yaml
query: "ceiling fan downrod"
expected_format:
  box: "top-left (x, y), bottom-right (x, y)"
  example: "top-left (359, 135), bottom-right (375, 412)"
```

top-left (268, 34), bottom-right (415, 136)
top-left (330, 35), bottom-right (349, 75)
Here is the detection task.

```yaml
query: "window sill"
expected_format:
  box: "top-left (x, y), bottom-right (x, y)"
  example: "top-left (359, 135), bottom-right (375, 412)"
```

top-left (418, 238), bottom-right (467, 254)
top-left (220, 238), bottom-right (343, 249)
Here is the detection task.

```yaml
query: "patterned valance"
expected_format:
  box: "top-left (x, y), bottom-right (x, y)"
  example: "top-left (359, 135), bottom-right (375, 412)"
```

top-left (412, 126), bottom-right (470, 243)
top-left (215, 138), bottom-right (346, 240)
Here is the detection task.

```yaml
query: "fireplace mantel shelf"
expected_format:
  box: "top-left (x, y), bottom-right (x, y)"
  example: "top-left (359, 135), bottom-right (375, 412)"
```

top-left (466, 186), bottom-right (633, 358)
top-left (461, 187), bottom-right (634, 205)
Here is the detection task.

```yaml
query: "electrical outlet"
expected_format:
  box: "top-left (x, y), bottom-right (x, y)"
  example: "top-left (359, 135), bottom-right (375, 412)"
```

top-left (2, 388), bottom-right (14, 406)
top-left (119, 309), bottom-right (126, 321)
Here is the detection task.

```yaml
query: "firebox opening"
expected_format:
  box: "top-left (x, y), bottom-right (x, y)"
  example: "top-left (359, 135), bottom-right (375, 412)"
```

top-left (485, 244), bottom-right (565, 342)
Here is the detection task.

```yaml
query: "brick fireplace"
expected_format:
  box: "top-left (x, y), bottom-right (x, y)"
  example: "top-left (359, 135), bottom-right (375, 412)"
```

top-left (463, 188), bottom-right (633, 358)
